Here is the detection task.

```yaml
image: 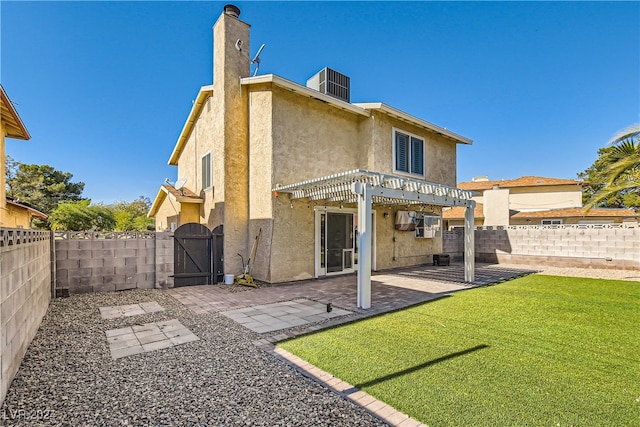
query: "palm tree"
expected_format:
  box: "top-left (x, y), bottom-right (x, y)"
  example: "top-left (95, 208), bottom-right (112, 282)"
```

top-left (584, 123), bottom-right (640, 210)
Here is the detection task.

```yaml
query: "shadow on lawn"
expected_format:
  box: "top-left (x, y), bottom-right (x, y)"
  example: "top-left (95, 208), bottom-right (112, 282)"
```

top-left (352, 344), bottom-right (489, 389)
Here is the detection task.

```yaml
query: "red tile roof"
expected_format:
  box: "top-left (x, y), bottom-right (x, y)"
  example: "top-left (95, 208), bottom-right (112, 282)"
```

top-left (511, 207), bottom-right (637, 219)
top-left (161, 184), bottom-right (202, 201)
top-left (442, 205), bottom-right (636, 220)
top-left (442, 204), bottom-right (484, 220)
top-left (458, 176), bottom-right (583, 191)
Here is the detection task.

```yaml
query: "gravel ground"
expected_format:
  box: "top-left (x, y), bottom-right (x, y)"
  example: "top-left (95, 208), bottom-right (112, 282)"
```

top-left (1, 290), bottom-right (387, 427)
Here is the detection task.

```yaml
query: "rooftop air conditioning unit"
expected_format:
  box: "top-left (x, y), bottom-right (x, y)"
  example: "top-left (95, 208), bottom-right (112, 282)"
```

top-left (306, 67), bottom-right (350, 103)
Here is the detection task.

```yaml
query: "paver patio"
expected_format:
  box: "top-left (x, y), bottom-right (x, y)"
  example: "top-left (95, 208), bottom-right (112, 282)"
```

top-left (221, 298), bottom-right (352, 333)
top-left (168, 263), bottom-right (538, 320)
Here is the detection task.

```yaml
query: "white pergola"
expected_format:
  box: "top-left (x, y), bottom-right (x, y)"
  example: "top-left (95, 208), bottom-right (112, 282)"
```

top-left (273, 169), bottom-right (476, 309)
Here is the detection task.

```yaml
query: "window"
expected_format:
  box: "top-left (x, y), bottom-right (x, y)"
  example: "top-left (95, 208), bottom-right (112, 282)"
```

top-left (541, 219), bottom-right (562, 225)
top-left (394, 130), bottom-right (424, 176)
top-left (415, 214), bottom-right (441, 238)
top-left (201, 152), bottom-right (211, 190)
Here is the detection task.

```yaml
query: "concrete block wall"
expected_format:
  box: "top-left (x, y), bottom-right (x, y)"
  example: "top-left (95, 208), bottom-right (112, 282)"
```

top-left (444, 225), bottom-right (640, 270)
top-left (55, 232), bottom-right (173, 294)
top-left (154, 232), bottom-right (174, 288)
top-left (1, 228), bottom-right (52, 405)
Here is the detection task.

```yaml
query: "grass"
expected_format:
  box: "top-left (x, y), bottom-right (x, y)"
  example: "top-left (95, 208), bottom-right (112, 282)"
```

top-left (278, 275), bottom-right (640, 426)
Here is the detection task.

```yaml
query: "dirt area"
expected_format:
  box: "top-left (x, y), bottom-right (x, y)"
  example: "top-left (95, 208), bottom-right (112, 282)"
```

top-left (500, 264), bottom-right (640, 282)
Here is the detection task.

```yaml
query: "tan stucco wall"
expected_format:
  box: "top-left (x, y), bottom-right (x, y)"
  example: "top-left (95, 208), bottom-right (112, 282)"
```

top-left (270, 86), bottom-right (366, 185)
top-left (181, 203), bottom-right (201, 224)
top-left (153, 196), bottom-right (180, 231)
top-left (367, 113), bottom-right (458, 186)
top-left (483, 188), bottom-right (510, 226)
top-left (507, 185), bottom-right (583, 211)
top-left (374, 208), bottom-right (441, 270)
top-left (2, 205), bottom-right (33, 228)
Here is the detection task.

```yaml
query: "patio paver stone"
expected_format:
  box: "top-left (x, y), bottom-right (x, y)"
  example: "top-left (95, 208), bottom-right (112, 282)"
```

top-left (221, 298), bottom-right (352, 333)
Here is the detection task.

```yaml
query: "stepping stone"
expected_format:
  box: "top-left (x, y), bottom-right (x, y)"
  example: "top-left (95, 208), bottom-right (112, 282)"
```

top-left (105, 319), bottom-right (199, 359)
top-left (99, 301), bottom-right (166, 319)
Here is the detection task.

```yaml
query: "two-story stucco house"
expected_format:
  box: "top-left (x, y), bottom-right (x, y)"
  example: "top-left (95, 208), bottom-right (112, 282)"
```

top-left (443, 175), bottom-right (637, 228)
top-left (149, 5), bottom-right (476, 308)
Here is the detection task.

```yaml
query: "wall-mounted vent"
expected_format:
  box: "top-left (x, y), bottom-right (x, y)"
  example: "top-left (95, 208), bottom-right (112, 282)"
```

top-left (306, 67), bottom-right (350, 103)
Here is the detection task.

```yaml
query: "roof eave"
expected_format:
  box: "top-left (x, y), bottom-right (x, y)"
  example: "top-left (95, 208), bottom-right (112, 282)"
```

top-left (6, 199), bottom-right (47, 219)
top-left (0, 85), bottom-right (31, 140)
top-left (168, 85), bottom-right (214, 166)
top-left (240, 74), bottom-right (370, 117)
top-left (148, 187), bottom-right (169, 217)
top-left (354, 102), bottom-right (472, 145)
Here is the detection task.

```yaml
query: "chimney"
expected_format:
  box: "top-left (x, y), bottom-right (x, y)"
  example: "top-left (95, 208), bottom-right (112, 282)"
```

top-left (223, 4), bottom-right (241, 18)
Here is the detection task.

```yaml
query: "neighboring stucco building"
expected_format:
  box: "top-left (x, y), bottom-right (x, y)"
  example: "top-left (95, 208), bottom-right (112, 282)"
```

top-left (443, 176), bottom-right (637, 228)
top-left (1, 85), bottom-right (32, 227)
top-left (3, 198), bottom-right (47, 228)
top-left (149, 5), bottom-right (477, 306)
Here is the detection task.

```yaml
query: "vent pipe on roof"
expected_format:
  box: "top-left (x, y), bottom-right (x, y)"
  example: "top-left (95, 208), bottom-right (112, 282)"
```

top-left (224, 4), bottom-right (241, 18)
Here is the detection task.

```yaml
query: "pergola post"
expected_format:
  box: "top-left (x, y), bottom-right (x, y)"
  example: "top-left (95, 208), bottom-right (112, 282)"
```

top-left (353, 182), bottom-right (372, 309)
top-left (464, 201), bottom-right (475, 282)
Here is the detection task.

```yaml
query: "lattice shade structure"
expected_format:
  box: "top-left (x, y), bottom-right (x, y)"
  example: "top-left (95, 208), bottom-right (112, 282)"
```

top-left (274, 169), bottom-right (476, 309)
top-left (274, 169), bottom-right (474, 207)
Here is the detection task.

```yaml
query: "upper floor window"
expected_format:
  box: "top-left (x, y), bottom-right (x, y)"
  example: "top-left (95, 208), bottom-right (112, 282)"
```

top-left (394, 129), bottom-right (424, 177)
top-left (202, 152), bottom-right (211, 190)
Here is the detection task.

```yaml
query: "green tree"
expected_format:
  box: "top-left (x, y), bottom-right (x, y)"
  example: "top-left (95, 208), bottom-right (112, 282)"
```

top-left (6, 160), bottom-right (86, 214)
top-left (581, 124), bottom-right (640, 211)
top-left (113, 196), bottom-right (154, 231)
top-left (49, 200), bottom-right (115, 231)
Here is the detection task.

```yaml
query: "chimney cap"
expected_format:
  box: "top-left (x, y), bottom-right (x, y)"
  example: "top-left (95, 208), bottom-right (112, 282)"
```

top-left (224, 4), bottom-right (241, 18)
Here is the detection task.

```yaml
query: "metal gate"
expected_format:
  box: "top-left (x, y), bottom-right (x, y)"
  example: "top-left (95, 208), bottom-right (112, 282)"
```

top-left (173, 223), bottom-right (224, 287)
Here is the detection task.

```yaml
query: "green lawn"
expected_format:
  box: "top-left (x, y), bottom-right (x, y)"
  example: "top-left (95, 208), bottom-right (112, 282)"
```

top-left (278, 275), bottom-right (640, 426)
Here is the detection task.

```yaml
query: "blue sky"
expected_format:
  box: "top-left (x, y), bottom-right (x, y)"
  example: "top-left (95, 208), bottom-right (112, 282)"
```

top-left (2, 1), bottom-right (638, 204)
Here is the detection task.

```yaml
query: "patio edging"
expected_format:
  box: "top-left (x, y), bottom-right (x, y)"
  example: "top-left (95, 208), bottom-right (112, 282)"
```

top-left (254, 338), bottom-right (425, 427)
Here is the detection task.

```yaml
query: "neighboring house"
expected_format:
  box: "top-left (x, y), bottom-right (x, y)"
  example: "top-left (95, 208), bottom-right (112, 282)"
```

top-left (1, 85), bottom-right (32, 227)
top-left (149, 5), bottom-right (477, 306)
top-left (3, 198), bottom-right (47, 229)
top-left (443, 176), bottom-right (637, 228)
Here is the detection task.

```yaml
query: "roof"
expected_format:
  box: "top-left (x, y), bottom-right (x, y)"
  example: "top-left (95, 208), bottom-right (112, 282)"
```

top-left (6, 198), bottom-right (47, 219)
top-left (442, 204), bottom-right (636, 221)
top-left (0, 85), bottom-right (30, 140)
top-left (511, 207), bottom-right (637, 219)
top-left (241, 74), bottom-right (371, 118)
top-left (443, 203), bottom-right (485, 220)
top-left (458, 176), bottom-right (583, 191)
top-left (168, 85), bottom-right (214, 165)
top-left (148, 184), bottom-right (203, 217)
top-left (169, 75), bottom-right (473, 165)
top-left (241, 75), bottom-right (473, 144)
top-left (354, 103), bottom-right (472, 145)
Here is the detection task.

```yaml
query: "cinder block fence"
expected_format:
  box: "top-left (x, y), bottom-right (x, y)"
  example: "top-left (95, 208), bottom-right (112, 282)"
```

top-left (54, 231), bottom-right (174, 295)
top-left (1, 228), bottom-right (52, 405)
top-left (444, 224), bottom-right (640, 270)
